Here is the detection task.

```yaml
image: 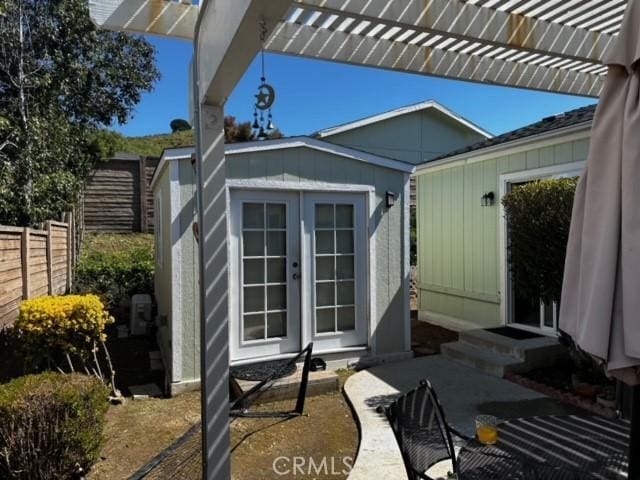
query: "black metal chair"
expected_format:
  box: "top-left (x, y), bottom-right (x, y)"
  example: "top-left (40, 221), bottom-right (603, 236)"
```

top-left (384, 380), bottom-right (466, 480)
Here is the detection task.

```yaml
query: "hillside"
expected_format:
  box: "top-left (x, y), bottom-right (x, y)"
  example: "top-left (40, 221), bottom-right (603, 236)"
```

top-left (118, 130), bottom-right (195, 157)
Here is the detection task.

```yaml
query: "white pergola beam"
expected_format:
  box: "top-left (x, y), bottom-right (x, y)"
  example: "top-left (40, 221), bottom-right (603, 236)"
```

top-left (266, 21), bottom-right (603, 97)
top-left (88, 0), bottom-right (198, 40)
top-left (196, 0), bottom-right (293, 105)
top-left (292, 0), bottom-right (616, 64)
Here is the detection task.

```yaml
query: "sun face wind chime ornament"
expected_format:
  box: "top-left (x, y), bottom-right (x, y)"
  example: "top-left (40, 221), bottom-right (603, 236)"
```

top-left (253, 18), bottom-right (276, 140)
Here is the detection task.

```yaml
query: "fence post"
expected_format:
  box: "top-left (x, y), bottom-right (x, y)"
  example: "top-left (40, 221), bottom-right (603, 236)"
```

top-left (66, 213), bottom-right (72, 292)
top-left (21, 228), bottom-right (30, 300)
top-left (46, 221), bottom-right (53, 295)
top-left (139, 156), bottom-right (148, 233)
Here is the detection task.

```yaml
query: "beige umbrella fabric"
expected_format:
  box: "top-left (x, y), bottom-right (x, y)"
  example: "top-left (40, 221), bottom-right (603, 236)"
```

top-left (560, 0), bottom-right (640, 387)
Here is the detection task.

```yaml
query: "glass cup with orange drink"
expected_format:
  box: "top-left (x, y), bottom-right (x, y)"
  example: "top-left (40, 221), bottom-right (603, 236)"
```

top-left (475, 415), bottom-right (499, 445)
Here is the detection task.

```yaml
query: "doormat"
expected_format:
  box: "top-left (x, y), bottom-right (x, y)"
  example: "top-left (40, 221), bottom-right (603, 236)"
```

top-left (231, 359), bottom-right (297, 382)
top-left (486, 326), bottom-right (543, 340)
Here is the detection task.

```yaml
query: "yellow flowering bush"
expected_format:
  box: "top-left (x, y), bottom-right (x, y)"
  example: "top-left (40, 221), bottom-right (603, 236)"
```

top-left (16, 294), bottom-right (113, 355)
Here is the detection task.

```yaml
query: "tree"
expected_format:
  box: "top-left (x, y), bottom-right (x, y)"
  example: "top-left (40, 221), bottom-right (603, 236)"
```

top-left (170, 118), bottom-right (191, 133)
top-left (502, 178), bottom-right (577, 305)
top-left (224, 116), bottom-right (255, 143)
top-left (0, 0), bottom-right (159, 226)
top-left (223, 116), bottom-right (284, 143)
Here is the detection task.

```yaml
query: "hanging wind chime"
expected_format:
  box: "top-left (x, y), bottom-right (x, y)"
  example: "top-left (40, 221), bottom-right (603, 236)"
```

top-left (253, 18), bottom-right (276, 140)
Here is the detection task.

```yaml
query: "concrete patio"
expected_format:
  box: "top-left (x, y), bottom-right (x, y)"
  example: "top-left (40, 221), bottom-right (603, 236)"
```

top-left (344, 354), bottom-right (586, 480)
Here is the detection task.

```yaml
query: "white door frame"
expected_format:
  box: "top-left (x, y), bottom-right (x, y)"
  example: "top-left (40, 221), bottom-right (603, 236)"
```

top-left (227, 181), bottom-right (376, 361)
top-left (498, 161), bottom-right (585, 335)
top-left (303, 192), bottom-right (369, 351)
top-left (229, 190), bottom-right (301, 361)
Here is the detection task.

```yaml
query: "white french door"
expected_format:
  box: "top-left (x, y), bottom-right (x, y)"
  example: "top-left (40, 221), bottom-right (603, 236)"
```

top-left (229, 190), bottom-right (368, 362)
top-left (229, 191), bottom-right (301, 361)
top-left (303, 193), bottom-right (368, 351)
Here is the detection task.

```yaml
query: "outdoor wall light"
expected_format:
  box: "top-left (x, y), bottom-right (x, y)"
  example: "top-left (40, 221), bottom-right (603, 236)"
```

top-left (481, 192), bottom-right (495, 207)
top-left (386, 191), bottom-right (396, 208)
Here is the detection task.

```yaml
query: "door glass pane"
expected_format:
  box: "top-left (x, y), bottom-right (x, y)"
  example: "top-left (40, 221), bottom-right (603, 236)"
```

top-left (336, 205), bottom-right (353, 228)
top-left (243, 231), bottom-right (264, 257)
top-left (316, 257), bottom-right (335, 281)
top-left (267, 231), bottom-right (286, 256)
top-left (267, 258), bottom-right (286, 283)
top-left (243, 286), bottom-right (264, 313)
top-left (337, 307), bottom-right (355, 331)
top-left (316, 308), bottom-right (335, 333)
top-left (241, 200), bottom-right (291, 343)
top-left (336, 256), bottom-right (354, 280)
top-left (543, 301), bottom-right (554, 328)
top-left (316, 205), bottom-right (334, 228)
top-left (243, 203), bottom-right (264, 228)
top-left (267, 285), bottom-right (287, 310)
top-left (313, 201), bottom-right (358, 336)
top-left (315, 231), bottom-right (334, 254)
top-left (244, 314), bottom-right (265, 341)
top-left (267, 312), bottom-right (287, 338)
top-left (316, 282), bottom-right (335, 307)
top-left (336, 230), bottom-right (354, 254)
top-left (243, 259), bottom-right (264, 285)
top-left (337, 281), bottom-right (355, 305)
top-left (267, 204), bottom-right (286, 229)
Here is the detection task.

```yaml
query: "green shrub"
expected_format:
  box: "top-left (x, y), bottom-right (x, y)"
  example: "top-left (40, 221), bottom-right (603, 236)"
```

top-left (501, 178), bottom-right (577, 304)
top-left (0, 372), bottom-right (109, 480)
top-left (74, 244), bottom-right (153, 307)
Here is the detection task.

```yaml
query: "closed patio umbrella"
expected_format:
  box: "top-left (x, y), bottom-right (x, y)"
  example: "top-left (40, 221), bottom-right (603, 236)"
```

top-left (559, 1), bottom-right (640, 477)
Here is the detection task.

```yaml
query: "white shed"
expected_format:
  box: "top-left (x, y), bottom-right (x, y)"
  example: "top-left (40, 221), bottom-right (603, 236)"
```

top-left (151, 101), bottom-right (490, 395)
top-left (152, 136), bottom-right (414, 393)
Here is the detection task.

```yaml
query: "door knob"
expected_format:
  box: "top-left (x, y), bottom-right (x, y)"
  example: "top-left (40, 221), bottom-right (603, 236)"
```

top-left (292, 273), bottom-right (299, 280)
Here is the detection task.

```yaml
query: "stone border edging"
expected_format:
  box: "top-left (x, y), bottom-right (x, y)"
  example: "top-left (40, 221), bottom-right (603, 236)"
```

top-left (343, 370), bottom-right (408, 480)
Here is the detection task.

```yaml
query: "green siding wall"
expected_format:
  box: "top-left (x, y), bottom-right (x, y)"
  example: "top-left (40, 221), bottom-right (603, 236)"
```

top-left (323, 109), bottom-right (487, 165)
top-left (228, 146), bottom-right (409, 354)
top-left (416, 135), bottom-right (590, 328)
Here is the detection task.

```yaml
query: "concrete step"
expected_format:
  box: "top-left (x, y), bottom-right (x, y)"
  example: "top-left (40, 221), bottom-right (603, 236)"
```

top-left (459, 329), bottom-right (566, 365)
top-left (237, 369), bottom-right (339, 404)
top-left (440, 341), bottom-right (524, 378)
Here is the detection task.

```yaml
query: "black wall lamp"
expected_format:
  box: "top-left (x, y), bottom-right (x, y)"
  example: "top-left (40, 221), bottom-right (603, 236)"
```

top-left (481, 192), bottom-right (495, 207)
top-left (386, 191), bottom-right (396, 208)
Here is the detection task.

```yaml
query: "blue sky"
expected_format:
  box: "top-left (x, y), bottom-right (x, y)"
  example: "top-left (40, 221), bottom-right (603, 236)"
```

top-left (115, 36), bottom-right (597, 138)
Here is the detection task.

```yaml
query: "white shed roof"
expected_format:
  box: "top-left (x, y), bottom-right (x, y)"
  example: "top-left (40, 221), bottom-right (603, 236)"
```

top-left (150, 135), bottom-right (415, 189)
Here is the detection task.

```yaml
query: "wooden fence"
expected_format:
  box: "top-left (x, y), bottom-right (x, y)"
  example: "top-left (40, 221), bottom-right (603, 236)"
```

top-left (0, 217), bottom-right (75, 327)
top-left (82, 155), bottom-right (159, 233)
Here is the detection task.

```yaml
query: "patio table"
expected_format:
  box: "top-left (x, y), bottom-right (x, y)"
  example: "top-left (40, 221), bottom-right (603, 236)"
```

top-left (457, 415), bottom-right (630, 479)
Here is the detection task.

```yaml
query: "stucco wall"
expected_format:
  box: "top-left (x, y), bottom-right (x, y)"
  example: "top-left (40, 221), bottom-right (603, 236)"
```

top-left (153, 166), bottom-right (173, 371)
top-left (153, 159), bottom-right (200, 388)
top-left (415, 133), bottom-right (590, 329)
top-left (227, 146), bottom-right (409, 355)
top-left (177, 159), bottom-right (200, 383)
top-left (322, 109), bottom-right (487, 165)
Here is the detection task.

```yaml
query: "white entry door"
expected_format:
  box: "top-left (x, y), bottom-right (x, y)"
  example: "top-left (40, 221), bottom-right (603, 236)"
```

top-left (303, 193), bottom-right (368, 351)
top-left (229, 191), bottom-right (301, 361)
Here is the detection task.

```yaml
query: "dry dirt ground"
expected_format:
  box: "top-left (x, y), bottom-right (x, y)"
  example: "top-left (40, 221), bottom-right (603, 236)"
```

top-left (89, 391), bottom-right (201, 479)
top-left (89, 371), bottom-right (358, 480)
